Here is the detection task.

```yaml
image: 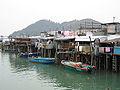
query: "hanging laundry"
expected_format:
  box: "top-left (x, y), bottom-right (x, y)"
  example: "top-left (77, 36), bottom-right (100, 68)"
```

top-left (35, 42), bottom-right (38, 47)
top-left (35, 39), bottom-right (39, 47)
top-left (63, 31), bottom-right (69, 36)
top-left (38, 42), bottom-right (40, 49)
top-left (40, 43), bottom-right (43, 48)
top-left (99, 47), bottom-right (104, 53)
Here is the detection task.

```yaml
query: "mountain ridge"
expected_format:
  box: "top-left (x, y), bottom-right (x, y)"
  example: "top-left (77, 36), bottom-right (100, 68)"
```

top-left (10, 18), bottom-right (101, 37)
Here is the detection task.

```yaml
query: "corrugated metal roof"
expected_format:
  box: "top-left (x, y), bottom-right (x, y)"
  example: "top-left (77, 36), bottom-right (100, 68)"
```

top-left (75, 36), bottom-right (107, 42)
top-left (107, 34), bottom-right (120, 40)
top-left (55, 36), bottom-right (75, 41)
top-left (102, 38), bottom-right (120, 43)
top-left (29, 36), bottom-right (55, 40)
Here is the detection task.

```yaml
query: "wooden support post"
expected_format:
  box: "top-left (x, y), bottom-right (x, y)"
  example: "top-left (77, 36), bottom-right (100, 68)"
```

top-left (81, 54), bottom-right (83, 63)
top-left (99, 55), bottom-right (101, 70)
top-left (89, 36), bottom-right (93, 65)
top-left (42, 48), bottom-right (43, 57)
top-left (26, 42), bottom-right (29, 57)
top-left (95, 55), bottom-right (97, 68)
top-left (118, 56), bottom-right (120, 71)
top-left (44, 48), bottom-right (46, 57)
top-left (94, 55), bottom-right (97, 67)
top-left (50, 49), bottom-right (51, 58)
top-left (55, 42), bottom-right (58, 63)
top-left (106, 54), bottom-right (108, 70)
top-left (48, 49), bottom-right (50, 57)
top-left (29, 45), bottom-right (32, 53)
top-left (104, 55), bottom-right (106, 70)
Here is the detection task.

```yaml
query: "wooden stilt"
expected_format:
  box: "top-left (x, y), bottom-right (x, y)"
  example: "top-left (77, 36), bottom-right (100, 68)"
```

top-left (99, 55), bottom-right (101, 70)
top-left (106, 54), bottom-right (108, 70)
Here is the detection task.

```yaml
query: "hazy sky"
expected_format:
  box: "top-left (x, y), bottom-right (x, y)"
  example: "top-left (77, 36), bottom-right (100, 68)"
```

top-left (0, 0), bottom-right (120, 36)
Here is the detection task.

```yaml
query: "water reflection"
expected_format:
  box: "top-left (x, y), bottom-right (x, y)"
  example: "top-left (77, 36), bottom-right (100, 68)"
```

top-left (3, 53), bottom-right (120, 90)
top-left (33, 64), bottom-right (94, 90)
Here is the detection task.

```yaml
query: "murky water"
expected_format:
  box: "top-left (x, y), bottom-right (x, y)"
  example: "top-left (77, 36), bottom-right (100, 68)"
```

top-left (0, 52), bottom-right (120, 90)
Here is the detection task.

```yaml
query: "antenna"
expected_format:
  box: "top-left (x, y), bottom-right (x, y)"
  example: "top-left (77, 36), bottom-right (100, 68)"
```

top-left (113, 17), bottom-right (115, 22)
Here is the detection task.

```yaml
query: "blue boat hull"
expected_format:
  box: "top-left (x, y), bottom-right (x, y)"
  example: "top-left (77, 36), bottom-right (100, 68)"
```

top-left (29, 57), bottom-right (55, 64)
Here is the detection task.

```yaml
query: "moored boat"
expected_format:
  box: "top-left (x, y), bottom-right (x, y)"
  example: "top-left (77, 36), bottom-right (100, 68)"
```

top-left (29, 57), bottom-right (55, 64)
top-left (2, 49), bottom-right (17, 53)
top-left (19, 52), bottom-right (38, 57)
top-left (61, 60), bottom-right (96, 72)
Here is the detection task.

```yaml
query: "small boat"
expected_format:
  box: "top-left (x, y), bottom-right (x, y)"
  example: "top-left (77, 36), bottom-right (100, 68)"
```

top-left (2, 49), bottom-right (17, 53)
top-left (61, 60), bottom-right (96, 72)
top-left (19, 52), bottom-right (38, 57)
top-left (29, 57), bottom-right (55, 64)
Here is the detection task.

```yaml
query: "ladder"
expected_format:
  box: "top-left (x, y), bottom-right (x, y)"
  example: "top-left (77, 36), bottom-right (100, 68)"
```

top-left (112, 56), bottom-right (117, 72)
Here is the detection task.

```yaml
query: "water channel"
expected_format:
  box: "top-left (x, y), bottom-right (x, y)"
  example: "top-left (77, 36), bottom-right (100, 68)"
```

top-left (0, 52), bottom-right (120, 90)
